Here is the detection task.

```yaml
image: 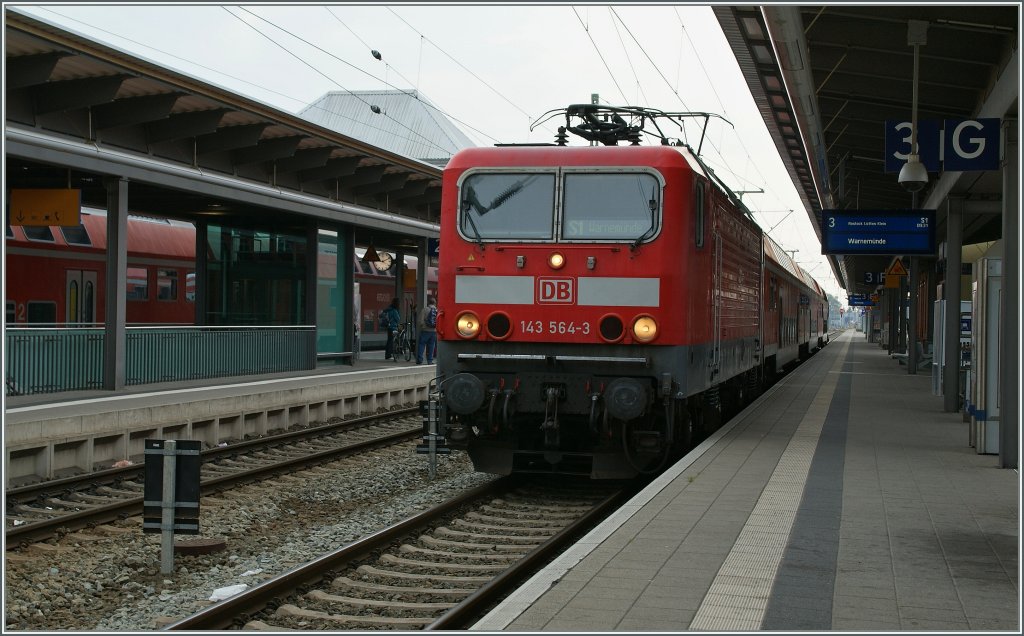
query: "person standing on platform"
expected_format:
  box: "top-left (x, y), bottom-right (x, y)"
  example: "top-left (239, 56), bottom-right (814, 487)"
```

top-left (416, 296), bottom-right (438, 365)
top-left (381, 298), bottom-right (401, 360)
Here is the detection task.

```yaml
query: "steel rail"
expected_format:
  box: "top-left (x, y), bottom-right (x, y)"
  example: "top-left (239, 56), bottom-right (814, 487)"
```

top-left (6, 407), bottom-right (417, 505)
top-left (424, 483), bottom-right (636, 630)
top-left (162, 478), bottom-right (512, 630)
top-left (6, 419), bottom-right (420, 547)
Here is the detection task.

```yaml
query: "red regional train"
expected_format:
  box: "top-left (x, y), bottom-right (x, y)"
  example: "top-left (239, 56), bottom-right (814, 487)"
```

top-left (5, 208), bottom-right (435, 350)
top-left (434, 105), bottom-right (828, 479)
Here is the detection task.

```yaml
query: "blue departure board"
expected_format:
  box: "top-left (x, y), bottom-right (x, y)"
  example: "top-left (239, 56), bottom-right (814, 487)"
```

top-left (821, 210), bottom-right (936, 255)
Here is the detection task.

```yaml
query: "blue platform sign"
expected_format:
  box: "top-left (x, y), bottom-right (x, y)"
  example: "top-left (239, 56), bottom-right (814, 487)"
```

top-left (427, 238), bottom-right (440, 257)
top-left (885, 118), bottom-right (1000, 172)
top-left (943, 119), bottom-right (1000, 171)
top-left (821, 209), bottom-right (936, 255)
top-left (848, 294), bottom-right (875, 307)
top-left (885, 119), bottom-right (941, 173)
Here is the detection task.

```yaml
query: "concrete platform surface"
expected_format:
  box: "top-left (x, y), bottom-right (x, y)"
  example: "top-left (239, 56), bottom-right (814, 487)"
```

top-left (472, 331), bottom-right (1019, 632)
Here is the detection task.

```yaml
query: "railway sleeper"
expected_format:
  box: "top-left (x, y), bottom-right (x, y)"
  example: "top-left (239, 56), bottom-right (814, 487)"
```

top-left (420, 534), bottom-right (533, 553)
top-left (42, 497), bottom-right (92, 510)
top-left (478, 504), bottom-right (581, 520)
top-left (332, 575), bottom-right (475, 598)
top-left (379, 553), bottom-right (507, 573)
top-left (400, 543), bottom-right (521, 562)
top-left (68, 492), bottom-right (122, 504)
top-left (464, 511), bottom-right (570, 527)
top-left (452, 518), bottom-right (558, 536)
top-left (94, 486), bottom-right (142, 497)
top-left (434, 526), bottom-right (546, 544)
top-left (243, 621), bottom-right (296, 631)
top-left (274, 604), bottom-right (433, 627)
top-left (305, 589), bottom-right (455, 611)
top-left (494, 495), bottom-right (597, 510)
top-left (12, 505), bottom-right (59, 518)
top-left (356, 564), bottom-right (491, 585)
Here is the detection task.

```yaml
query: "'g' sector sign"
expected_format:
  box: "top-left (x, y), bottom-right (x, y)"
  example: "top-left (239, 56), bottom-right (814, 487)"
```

top-left (821, 210), bottom-right (936, 256)
top-left (885, 118), bottom-right (1000, 173)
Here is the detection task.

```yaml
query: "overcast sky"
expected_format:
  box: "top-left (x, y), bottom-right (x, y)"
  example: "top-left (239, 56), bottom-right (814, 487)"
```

top-left (10, 2), bottom-right (846, 301)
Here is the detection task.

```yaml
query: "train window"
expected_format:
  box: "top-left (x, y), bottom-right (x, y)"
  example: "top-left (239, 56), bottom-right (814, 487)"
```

top-left (459, 172), bottom-right (555, 240)
top-left (127, 267), bottom-right (149, 301)
top-left (23, 226), bottom-right (55, 242)
top-left (157, 269), bottom-right (178, 301)
top-left (27, 301), bottom-right (57, 324)
top-left (695, 181), bottom-right (706, 248)
top-left (60, 223), bottom-right (91, 246)
top-left (562, 173), bottom-right (660, 241)
top-left (5, 225), bottom-right (12, 238)
top-left (186, 271), bottom-right (196, 302)
top-left (6, 301), bottom-right (15, 323)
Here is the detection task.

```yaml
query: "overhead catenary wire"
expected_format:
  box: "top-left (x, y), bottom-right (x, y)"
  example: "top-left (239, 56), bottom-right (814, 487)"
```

top-left (386, 7), bottom-right (535, 123)
top-left (228, 6), bottom-right (496, 152)
top-left (29, 6), bottom-right (456, 157)
top-left (325, 7), bottom-right (469, 153)
top-left (571, 6), bottom-right (629, 105)
top-left (608, 7), bottom-right (652, 107)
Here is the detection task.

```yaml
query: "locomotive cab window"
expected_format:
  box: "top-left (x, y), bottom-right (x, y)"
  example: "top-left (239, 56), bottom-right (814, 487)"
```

top-left (561, 173), bottom-right (660, 241)
top-left (459, 172), bottom-right (555, 240)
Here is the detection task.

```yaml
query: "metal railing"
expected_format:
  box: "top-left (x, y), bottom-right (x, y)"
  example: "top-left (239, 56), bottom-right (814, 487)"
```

top-left (5, 325), bottom-right (317, 396)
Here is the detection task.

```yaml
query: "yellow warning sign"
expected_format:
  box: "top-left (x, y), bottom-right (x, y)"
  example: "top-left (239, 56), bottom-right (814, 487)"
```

top-left (9, 189), bottom-right (81, 227)
top-left (886, 259), bottom-right (908, 277)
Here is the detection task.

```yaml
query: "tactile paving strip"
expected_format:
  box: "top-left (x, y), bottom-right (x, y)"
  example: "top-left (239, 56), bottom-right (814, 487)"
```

top-left (689, 339), bottom-right (850, 631)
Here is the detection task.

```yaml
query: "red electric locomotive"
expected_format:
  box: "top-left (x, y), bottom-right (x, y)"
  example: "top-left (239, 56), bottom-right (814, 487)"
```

top-left (434, 106), bottom-right (828, 479)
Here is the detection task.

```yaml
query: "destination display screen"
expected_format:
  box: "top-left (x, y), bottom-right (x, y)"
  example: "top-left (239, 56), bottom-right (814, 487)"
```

top-left (821, 209), bottom-right (936, 255)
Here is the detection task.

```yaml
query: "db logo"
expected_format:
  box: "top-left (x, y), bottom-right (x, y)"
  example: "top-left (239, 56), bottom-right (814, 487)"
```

top-left (538, 278), bottom-right (574, 304)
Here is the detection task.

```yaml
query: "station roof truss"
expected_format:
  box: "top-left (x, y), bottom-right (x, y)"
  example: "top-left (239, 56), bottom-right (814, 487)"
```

top-left (4, 10), bottom-right (443, 249)
top-left (715, 5), bottom-right (1018, 296)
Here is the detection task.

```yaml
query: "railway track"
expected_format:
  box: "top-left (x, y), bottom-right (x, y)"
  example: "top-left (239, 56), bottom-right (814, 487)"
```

top-left (5, 408), bottom-right (421, 547)
top-left (164, 477), bottom-right (634, 630)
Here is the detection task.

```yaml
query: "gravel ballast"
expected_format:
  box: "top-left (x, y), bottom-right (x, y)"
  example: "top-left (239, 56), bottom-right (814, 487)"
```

top-left (4, 444), bottom-right (495, 631)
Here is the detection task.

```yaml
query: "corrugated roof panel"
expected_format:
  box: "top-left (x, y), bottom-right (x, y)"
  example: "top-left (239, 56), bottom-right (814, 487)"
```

top-left (298, 90), bottom-right (476, 165)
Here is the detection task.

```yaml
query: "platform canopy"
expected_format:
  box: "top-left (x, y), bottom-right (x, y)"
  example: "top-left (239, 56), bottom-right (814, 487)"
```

top-left (715, 5), bottom-right (1017, 295)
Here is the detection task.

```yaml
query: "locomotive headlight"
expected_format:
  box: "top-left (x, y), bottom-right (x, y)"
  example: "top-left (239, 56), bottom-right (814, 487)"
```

top-left (632, 316), bottom-right (658, 342)
top-left (548, 252), bottom-right (565, 269)
top-left (455, 311), bottom-right (481, 338)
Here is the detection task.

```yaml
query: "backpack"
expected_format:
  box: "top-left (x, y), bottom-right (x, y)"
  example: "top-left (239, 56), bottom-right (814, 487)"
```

top-left (425, 306), bottom-right (437, 328)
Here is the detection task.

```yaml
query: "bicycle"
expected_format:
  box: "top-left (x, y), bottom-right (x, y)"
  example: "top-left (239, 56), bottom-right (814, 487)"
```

top-left (393, 322), bottom-right (414, 362)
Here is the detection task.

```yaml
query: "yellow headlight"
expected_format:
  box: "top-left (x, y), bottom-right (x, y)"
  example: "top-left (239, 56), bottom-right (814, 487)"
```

top-left (548, 252), bottom-right (565, 269)
top-left (632, 316), bottom-right (658, 342)
top-left (456, 312), bottom-right (481, 338)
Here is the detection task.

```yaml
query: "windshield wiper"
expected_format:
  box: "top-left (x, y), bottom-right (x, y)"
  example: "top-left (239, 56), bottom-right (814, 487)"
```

top-left (463, 209), bottom-right (485, 250)
top-left (462, 177), bottom-right (531, 216)
top-left (631, 184), bottom-right (659, 250)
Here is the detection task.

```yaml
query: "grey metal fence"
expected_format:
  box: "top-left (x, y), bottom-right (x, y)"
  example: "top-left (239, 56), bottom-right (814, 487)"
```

top-left (5, 325), bottom-right (316, 396)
